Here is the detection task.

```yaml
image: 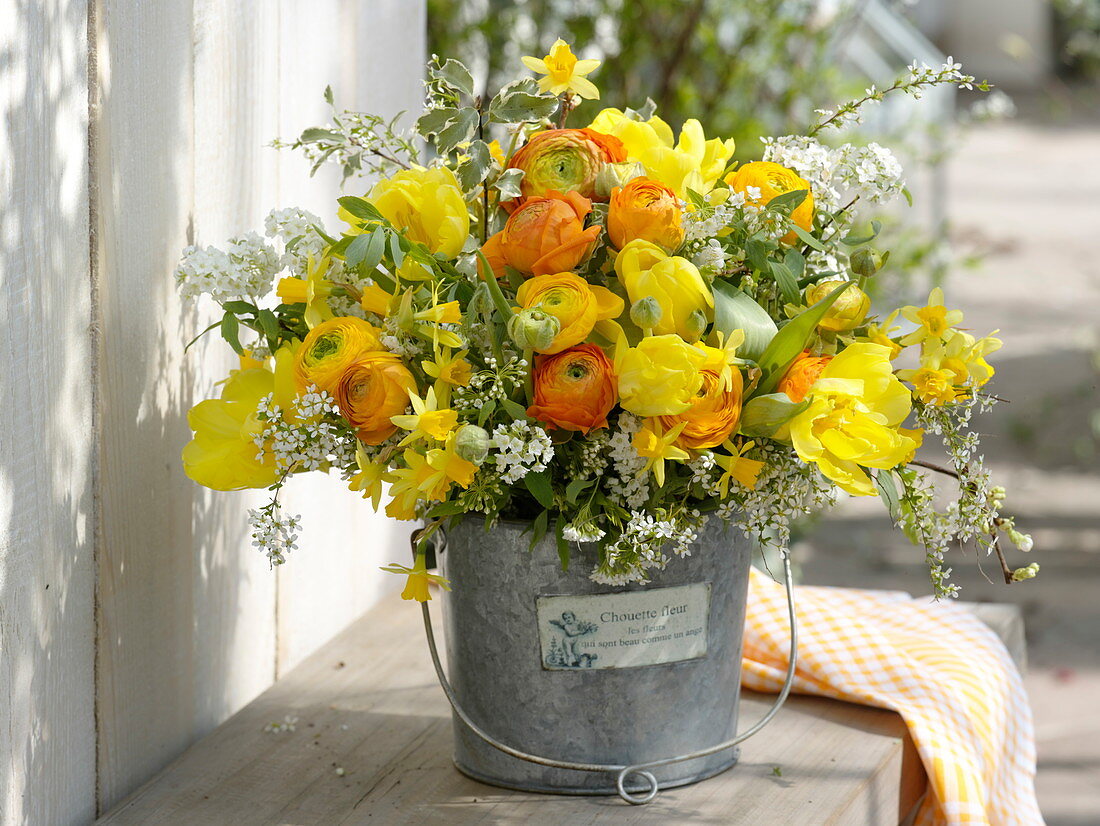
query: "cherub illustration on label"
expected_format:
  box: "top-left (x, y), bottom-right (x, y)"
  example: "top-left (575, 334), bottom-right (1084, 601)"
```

top-left (545, 610), bottom-right (599, 668)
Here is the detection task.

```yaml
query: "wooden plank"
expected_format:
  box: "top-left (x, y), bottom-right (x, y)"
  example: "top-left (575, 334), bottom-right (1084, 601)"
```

top-left (272, 0), bottom-right (426, 675)
top-left (0, 1), bottom-right (97, 824)
top-left (97, 594), bottom-right (924, 825)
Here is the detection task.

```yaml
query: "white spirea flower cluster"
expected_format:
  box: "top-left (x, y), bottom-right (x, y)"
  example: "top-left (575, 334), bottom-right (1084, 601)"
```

top-left (490, 421), bottom-right (554, 484)
top-left (590, 510), bottom-right (706, 585)
top-left (691, 238), bottom-right (727, 273)
top-left (895, 468), bottom-right (958, 599)
top-left (687, 452), bottom-right (724, 497)
top-left (264, 207), bottom-right (329, 278)
top-left (562, 522), bottom-right (606, 543)
top-left (905, 57), bottom-right (974, 95)
top-left (248, 505), bottom-right (301, 567)
top-left (175, 231), bottom-right (281, 302)
top-left (730, 443), bottom-right (838, 552)
top-left (762, 136), bottom-right (905, 211)
top-left (605, 414), bottom-right (650, 509)
top-left (254, 387), bottom-right (357, 473)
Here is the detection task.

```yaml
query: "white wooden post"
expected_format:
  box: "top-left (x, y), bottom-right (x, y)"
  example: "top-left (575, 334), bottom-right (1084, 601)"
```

top-left (1, 1), bottom-right (425, 820)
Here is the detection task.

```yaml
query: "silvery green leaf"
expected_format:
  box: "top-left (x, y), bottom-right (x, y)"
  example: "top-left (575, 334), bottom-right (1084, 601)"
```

top-left (635, 97), bottom-right (658, 120)
top-left (299, 127), bottom-right (341, 143)
top-left (710, 280), bottom-right (777, 361)
top-left (492, 168), bottom-right (525, 201)
top-left (435, 107), bottom-right (479, 154)
top-left (488, 91), bottom-right (559, 124)
top-left (457, 140), bottom-right (491, 191)
top-left (417, 106), bottom-right (459, 138)
top-left (431, 58), bottom-right (474, 97)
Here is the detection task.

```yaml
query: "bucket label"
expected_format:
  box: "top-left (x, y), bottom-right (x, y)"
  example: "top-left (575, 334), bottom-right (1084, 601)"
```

top-left (536, 583), bottom-right (710, 670)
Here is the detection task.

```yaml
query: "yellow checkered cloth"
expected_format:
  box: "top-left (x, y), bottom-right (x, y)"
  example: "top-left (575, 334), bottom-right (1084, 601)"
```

top-left (742, 569), bottom-right (1044, 825)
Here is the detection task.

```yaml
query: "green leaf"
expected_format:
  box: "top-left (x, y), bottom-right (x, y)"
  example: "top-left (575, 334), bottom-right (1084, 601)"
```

top-left (388, 232), bottom-right (405, 269)
top-left (323, 85), bottom-right (334, 106)
top-left (474, 249), bottom-right (515, 319)
top-left (755, 280), bottom-right (853, 395)
top-left (685, 188), bottom-right (709, 211)
top-left (184, 319), bottom-right (222, 353)
top-left (362, 228), bottom-right (387, 271)
top-left (784, 248), bottom-right (805, 281)
top-left (500, 398), bottom-right (529, 420)
top-left (528, 509), bottom-right (550, 552)
top-left (565, 478), bottom-right (593, 504)
top-left (901, 187), bottom-right (914, 207)
top-left (523, 469), bottom-right (554, 510)
top-left (299, 127), bottom-right (341, 143)
top-left (765, 189), bottom-right (807, 216)
top-left (416, 106), bottom-right (460, 137)
top-left (221, 300), bottom-right (258, 315)
top-left (790, 224), bottom-right (826, 251)
top-left (256, 309), bottom-right (280, 345)
top-left (739, 393), bottom-right (810, 438)
top-left (456, 139), bottom-right (491, 191)
top-left (477, 398), bottom-right (497, 427)
top-left (488, 91), bottom-right (558, 124)
top-left (336, 196), bottom-right (385, 224)
top-left (344, 232), bottom-right (372, 267)
top-left (875, 469), bottom-right (902, 522)
top-left (432, 58), bottom-right (474, 97)
top-left (435, 107), bottom-right (479, 154)
top-left (841, 220), bottom-right (882, 246)
top-left (710, 279), bottom-right (778, 361)
top-left (427, 501), bottom-right (466, 518)
top-left (745, 237), bottom-right (770, 273)
top-left (555, 519), bottom-right (570, 571)
top-left (220, 311), bottom-right (243, 355)
top-left (770, 260), bottom-right (800, 305)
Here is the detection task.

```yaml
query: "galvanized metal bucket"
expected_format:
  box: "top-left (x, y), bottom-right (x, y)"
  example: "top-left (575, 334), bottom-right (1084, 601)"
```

top-left (437, 516), bottom-right (755, 795)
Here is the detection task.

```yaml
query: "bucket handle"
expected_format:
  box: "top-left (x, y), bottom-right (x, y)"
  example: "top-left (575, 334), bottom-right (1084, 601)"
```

top-left (418, 535), bottom-right (799, 806)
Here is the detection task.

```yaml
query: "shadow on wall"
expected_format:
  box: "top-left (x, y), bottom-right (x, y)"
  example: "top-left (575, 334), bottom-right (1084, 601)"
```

top-left (0, 0), bottom-right (95, 824)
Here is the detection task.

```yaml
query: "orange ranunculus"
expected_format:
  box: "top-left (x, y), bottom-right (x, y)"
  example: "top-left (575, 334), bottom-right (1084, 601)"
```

top-left (608, 177), bottom-right (685, 252)
top-left (332, 352), bottom-right (417, 445)
top-left (658, 367), bottom-right (743, 450)
top-left (295, 316), bottom-right (384, 395)
top-left (507, 128), bottom-right (626, 204)
top-left (725, 161), bottom-right (814, 245)
top-left (487, 190), bottom-right (602, 276)
top-left (516, 272), bottom-right (623, 354)
top-left (777, 351), bottom-right (833, 403)
top-left (528, 344), bottom-right (617, 434)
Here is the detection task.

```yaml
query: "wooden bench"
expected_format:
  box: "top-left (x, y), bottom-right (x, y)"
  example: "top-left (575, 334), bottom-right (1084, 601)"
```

top-left (97, 595), bottom-right (1022, 825)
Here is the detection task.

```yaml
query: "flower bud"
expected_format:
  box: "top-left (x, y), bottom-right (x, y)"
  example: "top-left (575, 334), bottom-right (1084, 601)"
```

top-left (804, 279), bottom-right (870, 333)
top-left (684, 308), bottom-right (709, 341)
top-left (508, 308), bottom-right (560, 352)
top-left (850, 247), bottom-right (885, 278)
top-left (1011, 562), bottom-right (1039, 581)
top-left (629, 296), bottom-right (663, 329)
top-left (453, 424), bottom-right (490, 465)
top-left (595, 161), bottom-right (646, 199)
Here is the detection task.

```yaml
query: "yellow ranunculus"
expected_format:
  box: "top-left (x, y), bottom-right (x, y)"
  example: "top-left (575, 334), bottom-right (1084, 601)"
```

top-left (588, 108), bottom-right (735, 197)
top-left (726, 161), bottom-right (815, 246)
top-left (294, 316), bottom-right (383, 395)
top-left (182, 367), bottom-right (280, 491)
top-left (516, 272), bottom-right (624, 354)
top-left (616, 334), bottom-right (708, 416)
top-left (342, 166), bottom-right (469, 259)
top-left (788, 343), bottom-right (919, 496)
top-left (614, 240), bottom-right (713, 342)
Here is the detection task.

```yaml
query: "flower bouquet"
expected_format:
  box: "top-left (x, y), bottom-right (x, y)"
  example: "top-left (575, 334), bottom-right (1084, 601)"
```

top-left (177, 39), bottom-right (1036, 793)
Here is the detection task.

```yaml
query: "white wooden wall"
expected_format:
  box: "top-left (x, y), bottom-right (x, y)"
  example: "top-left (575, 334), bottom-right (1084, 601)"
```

top-left (1, 1), bottom-right (425, 821)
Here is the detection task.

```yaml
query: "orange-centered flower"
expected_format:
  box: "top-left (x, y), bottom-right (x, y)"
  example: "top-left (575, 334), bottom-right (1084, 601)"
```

top-left (528, 344), bottom-right (617, 434)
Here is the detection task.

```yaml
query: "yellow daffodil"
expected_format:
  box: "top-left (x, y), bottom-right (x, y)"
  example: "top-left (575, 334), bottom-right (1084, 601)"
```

top-left (348, 444), bottom-right (389, 509)
top-left (381, 553), bottom-right (452, 602)
top-left (714, 440), bottom-right (765, 496)
top-left (390, 386), bottom-right (459, 445)
top-left (701, 330), bottom-right (746, 391)
top-left (359, 281), bottom-right (396, 318)
top-left (788, 343), bottom-right (919, 496)
top-left (633, 420), bottom-right (689, 488)
top-left (238, 350), bottom-right (269, 371)
top-left (589, 108), bottom-right (735, 197)
top-left (858, 309), bottom-right (904, 359)
top-left (277, 255), bottom-right (336, 328)
top-left (899, 287), bottom-right (963, 346)
top-left (425, 433), bottom-right (478, 491)
top-left (521, 39), bottom-right (601, 100)
top-left (384, 450), bottom-right (436, 520)
top-left (897, 328), bottom-right (1001, 405)
top-left (423, 348), bottom-right (473, 388)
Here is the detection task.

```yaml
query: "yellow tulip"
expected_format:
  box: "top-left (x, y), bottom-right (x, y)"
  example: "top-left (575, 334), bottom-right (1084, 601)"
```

top-left (614, 240), bottom-right (713, 341)
top-left (343, 166), bottom-right (469, 259)
top-left (804, 279), bottom-right (870, 333)
top-left (182, 367), bottom-right (280, 491)
top-left (616, 334), bottom-right (708, 417)
top-left (788, 343), bottom-right (919, 496)
top-left (589, 108), bottom-right (735, 197)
